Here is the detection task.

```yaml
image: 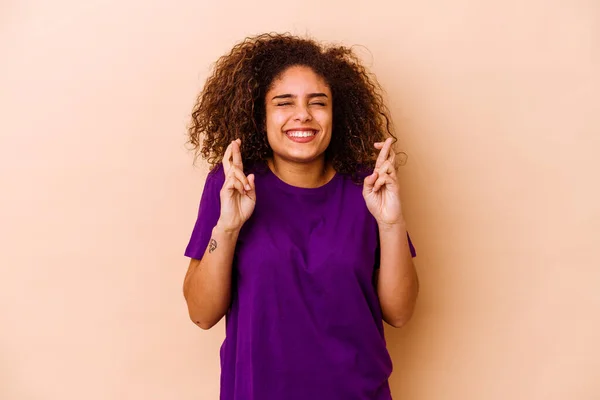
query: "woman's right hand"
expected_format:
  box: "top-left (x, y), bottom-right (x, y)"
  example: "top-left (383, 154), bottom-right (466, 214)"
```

top-left (217, 139), bottom-right (256, 232)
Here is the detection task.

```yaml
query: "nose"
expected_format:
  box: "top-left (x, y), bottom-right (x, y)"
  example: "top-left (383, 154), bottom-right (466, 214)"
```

top-left (293, 104), bottom-right (312, 122)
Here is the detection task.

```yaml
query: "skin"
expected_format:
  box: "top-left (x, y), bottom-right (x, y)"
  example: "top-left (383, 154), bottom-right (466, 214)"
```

top-left (183, 66), bottom-right (419, 329)
top-left (264, 66), bottom-right (336, 188)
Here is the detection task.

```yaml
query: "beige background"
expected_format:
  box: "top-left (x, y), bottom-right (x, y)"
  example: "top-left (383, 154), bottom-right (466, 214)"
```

top-left (1, 0), bottom-right (599, 399)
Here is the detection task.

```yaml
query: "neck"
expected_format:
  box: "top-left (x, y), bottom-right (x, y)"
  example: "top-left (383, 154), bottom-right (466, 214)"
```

top-left (268, 156), bottom-right (335, 188)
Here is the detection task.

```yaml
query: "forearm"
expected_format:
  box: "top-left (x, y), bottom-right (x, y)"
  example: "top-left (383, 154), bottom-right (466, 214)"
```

top-left (376, 220), bottom-right (419, 328)
top-left (183, 222), bottom-right (239, 329)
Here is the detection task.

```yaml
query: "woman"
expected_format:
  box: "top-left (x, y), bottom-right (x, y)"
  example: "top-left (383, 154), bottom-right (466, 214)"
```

top-left (183, 33), bottom-right (418, 400)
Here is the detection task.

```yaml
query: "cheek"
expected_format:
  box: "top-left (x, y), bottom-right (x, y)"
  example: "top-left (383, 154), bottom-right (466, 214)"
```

top-left (266, 110), bottom-right (288, 131)
top-left (265, 111), bottom-right (288, 146)
top-left (316, 110), bottom-right (333, 131)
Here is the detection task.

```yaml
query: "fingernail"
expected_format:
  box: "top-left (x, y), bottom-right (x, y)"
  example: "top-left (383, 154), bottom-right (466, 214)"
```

top-left (245, 184), bottom-right (251, 191)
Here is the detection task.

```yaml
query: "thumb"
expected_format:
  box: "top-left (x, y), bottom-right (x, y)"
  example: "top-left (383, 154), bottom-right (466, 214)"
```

top-left (363, 171), bottom-right (378, 195)
top-left (246, 174), bottom-right (256, 200)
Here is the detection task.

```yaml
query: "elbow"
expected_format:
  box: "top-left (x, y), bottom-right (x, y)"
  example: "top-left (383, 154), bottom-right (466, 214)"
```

top-left (184, 297), bottom-right (224, 330)
top-left (183, 290), bottom-right (226, 330)
top-left (183, 282), bottom-right (214, 330)
top-left (384, 283), bottom-right (419, 329)
top-left (187, 308), bottom-right (221, 330)
top-left (192, 317), bottom-right (218, 330)
top-left (387, 320), bottom-right (405, 329)
top-left (385, 311), bottom-right (414, 329)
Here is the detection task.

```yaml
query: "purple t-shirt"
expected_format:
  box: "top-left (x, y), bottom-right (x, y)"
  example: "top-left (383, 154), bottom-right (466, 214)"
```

top-left (185, 164), bottom-right (416, 400)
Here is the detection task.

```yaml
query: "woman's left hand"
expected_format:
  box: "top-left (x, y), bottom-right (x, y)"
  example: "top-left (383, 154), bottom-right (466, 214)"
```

top-left (363, 138), bottom-right (404, 227)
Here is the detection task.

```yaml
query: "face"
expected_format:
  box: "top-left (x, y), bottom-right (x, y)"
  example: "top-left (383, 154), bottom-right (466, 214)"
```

top-left (264, 65), bottom-right (333, 165)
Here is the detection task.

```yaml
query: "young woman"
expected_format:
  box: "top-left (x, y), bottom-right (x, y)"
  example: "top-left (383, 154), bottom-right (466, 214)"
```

top-left (183, 33), bottom-right (418, 400)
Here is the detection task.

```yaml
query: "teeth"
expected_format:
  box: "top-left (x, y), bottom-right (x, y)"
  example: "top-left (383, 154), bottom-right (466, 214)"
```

top-left (287, 130), bottom-right (315, 138)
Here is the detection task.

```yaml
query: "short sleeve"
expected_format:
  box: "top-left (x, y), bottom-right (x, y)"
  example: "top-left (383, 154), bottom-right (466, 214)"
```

top-left (408, 233), bottom-right (417, 258)
top-left (184, 164), bottom-right (225, 259)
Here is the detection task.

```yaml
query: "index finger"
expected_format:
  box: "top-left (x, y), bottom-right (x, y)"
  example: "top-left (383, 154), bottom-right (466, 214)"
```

top-left (232, 139), bottom-right (243, 168)
top-left (223, 141), bottom-right (235, 173)
top-left (375, 138), bottom-right (393, 169)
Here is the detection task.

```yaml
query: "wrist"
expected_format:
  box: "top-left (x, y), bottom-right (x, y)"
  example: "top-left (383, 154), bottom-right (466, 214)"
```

top-left (214, 219), bottom-right (242, 236)
top-left (377, 218), bottom-right (406, 234)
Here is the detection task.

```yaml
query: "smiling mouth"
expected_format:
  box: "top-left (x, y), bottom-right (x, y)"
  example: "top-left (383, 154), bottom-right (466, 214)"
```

top-left (285, 130), bottom-right (318, 138)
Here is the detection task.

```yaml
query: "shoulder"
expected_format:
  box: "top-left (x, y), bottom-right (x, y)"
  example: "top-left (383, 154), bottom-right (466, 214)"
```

top-left (198, 164), bottom-right (226, 197)
top-left (337, 164), bottom-right (373, 187)
top-left (204, 162), bottom-right (266, 188)
top-left (206, 163), bottom-right (226, 183)
top-left (355, 164), bottom-right (375, 179)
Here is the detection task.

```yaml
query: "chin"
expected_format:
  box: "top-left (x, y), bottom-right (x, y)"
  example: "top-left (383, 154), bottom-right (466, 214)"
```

top-left (282, 152), bottom-right (323, 164)
top-left (282, 143), bottom-right (328, 161)
top-left (268, 134), bottom-right (331, 164)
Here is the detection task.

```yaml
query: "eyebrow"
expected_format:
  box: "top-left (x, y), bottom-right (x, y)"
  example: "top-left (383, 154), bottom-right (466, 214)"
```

top-left (271, 93), bottom-right (329, 101)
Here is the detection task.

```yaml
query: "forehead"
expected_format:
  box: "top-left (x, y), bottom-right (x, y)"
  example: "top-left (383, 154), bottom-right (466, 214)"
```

top-left (268, 66), bottom-right (330, 94)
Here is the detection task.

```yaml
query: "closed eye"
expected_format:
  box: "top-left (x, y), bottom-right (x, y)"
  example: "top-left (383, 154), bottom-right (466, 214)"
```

top-left (310, 102), bottom-right (326, 106)
top-left (276, 102), bottom-right (292, 106)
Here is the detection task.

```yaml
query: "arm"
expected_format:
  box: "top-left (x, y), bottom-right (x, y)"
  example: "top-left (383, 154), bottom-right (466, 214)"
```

top-left (363, 138), bottom-right (419, 329)
top-left (375, 220), bottom-right (419, 328)
top-left (182, 139), bottom-right (255, 330)
top-left (183, 223), bottom-right (239, 330)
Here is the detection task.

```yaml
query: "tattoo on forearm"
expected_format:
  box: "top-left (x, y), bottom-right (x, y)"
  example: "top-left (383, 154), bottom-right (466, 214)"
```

top-left (208, 238), bottom-right (217, 253)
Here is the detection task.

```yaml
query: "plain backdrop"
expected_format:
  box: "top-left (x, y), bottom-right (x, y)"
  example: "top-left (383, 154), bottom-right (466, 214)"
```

top-left (1, 0), bottom-right (599, 399)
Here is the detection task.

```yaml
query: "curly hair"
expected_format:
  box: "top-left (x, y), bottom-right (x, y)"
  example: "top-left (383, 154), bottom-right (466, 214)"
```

top-left (188, 32), bottom-right (401, 180)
